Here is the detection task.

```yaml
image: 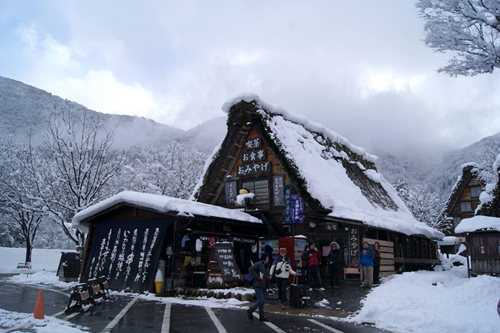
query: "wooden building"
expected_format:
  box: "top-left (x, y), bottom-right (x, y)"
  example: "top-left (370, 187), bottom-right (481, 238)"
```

top-left (441, 164), bottom-right (485, 236)
top-left (192, 94), bottom-right (444, 278)
top-left (456, 158), bottom-right (500, 276)
top-left (72, 191), bottom-right (266, 292)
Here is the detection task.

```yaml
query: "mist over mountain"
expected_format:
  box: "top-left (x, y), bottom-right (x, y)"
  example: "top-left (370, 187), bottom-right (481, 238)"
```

top-left (1, 75), bottom-right (499, 201)
top-left (0, 76), bottom-right (196, 150)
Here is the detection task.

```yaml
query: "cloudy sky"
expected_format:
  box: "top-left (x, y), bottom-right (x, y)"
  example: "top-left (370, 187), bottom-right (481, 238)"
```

top-left (1, 1), bottom-right (500, 162)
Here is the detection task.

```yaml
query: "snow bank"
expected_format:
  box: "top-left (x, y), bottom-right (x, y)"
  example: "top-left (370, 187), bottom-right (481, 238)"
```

top-left (0, 309), bottom-right (88, 333)
top-left (1, 247), bottom-right (500, 332)
top-left (346, 268), bottom-right (500, 333)
top-left (0, 247), bottom-right (67, 274)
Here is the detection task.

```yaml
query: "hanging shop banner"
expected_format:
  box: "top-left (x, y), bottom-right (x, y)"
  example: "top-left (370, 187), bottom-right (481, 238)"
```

top-left (245, 137), bottom-right (261, 150)
top-left (283, 187), bottom-right (292, 223)
top-left (83, 219), bottom-right (169, 292)
top-left (273, 176), bottom-right (285, 206)
top-left (225, 181), bottom-right (237, 205)
top-left (237, 161), bottom-right (271, 176)
top-left (290, 194), bottom-right (304, 223)
top-left (242, 149), bottom-right (267, 163)
top-left (349, 227), bottom-right (360, 268)
top-left (197, 234), bottom-right (257, 246)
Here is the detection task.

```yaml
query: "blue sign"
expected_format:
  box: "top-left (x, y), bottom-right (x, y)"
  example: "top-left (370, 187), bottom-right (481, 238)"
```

top-left (284, 187), bottom-right (292, 223)
top-left (290, 194), bottom-right (304, 223)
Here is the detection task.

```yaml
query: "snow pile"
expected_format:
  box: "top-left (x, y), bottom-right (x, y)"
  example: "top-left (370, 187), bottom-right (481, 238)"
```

top-left (347, 269), bottom-right (500, 333)
top-left (0, 308), bottom-right (89, 333)
top-left (435, 245), bottom-right (467, 271)
top-left (314, 298), bottom-right (330, 309)
top-left (6, 271), bottom-right (78, 289)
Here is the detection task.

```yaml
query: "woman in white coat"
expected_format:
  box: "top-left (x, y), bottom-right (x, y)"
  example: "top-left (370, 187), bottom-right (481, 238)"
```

top-left (270, 248), bottom-right (296, 310)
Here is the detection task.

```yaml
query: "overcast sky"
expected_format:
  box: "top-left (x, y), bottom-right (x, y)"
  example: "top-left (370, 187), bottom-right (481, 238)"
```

top-left (2, 1), bottom-right (500, 162)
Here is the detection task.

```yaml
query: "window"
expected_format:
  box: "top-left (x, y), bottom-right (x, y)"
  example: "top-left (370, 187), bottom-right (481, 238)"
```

top-left (472, 178), bottom-right (478, 186)
top-left (460, 202), bottom-right (472, 212)
top-left (453, 217), bottom-right (461, 228)
top-left (242, 179), bottom-right (269, 204)
top-left (470, 187), bottom-right (482, 198)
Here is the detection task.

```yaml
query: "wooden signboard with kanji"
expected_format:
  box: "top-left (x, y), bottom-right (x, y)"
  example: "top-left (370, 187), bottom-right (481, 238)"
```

top-left (205, 243), bottom-right (240, 288)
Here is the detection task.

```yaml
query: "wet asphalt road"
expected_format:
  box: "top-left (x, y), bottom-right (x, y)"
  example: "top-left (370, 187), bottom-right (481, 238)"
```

top-left (0, 277), bottom-right (390, 333)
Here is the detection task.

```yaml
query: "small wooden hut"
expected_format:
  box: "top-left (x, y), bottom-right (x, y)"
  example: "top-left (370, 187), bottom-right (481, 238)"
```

top-left (72, 191), bottom-right (266, 292)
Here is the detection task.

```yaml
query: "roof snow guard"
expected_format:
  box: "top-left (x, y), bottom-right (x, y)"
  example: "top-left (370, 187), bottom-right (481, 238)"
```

top-left (72, 191), bottom-right (262, 233)
top-left (209, 93), bottom-right (443, 240)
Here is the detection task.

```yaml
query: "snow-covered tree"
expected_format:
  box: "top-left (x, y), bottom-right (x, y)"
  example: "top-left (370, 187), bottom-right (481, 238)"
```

top-left (417, 0), bottom-right (500, 76)
top-left (121, 141), bottom-right (208, 199)
top-left (394, 179), bottom-right (447, 230)
top-left (29, 109), bottom-right (126, 247)
top-left (0, 137), bottom-right (46, 262)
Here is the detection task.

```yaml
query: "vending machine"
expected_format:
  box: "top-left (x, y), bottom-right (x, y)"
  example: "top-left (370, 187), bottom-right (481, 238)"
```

top-left (278, 236), bottom-right (308, 283)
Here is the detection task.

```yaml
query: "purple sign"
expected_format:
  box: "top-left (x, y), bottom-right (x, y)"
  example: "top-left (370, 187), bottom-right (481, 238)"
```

top-left (290, 194), bottom-right (304, 223)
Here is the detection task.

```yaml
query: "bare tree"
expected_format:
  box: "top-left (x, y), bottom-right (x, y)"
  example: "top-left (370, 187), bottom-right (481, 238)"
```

top-left (0, 137), bottom-right (45, 263)
top-left (30, 108), bottom-right (125, 247)
top-left (417, 0), bottom-right (500, 76)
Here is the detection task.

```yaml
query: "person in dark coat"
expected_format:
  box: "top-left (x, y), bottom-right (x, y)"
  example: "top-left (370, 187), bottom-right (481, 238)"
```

top-left (300, 244), bottom-right (309, 285)
top-left (373, 242), bottom-right (381, 284)
top-left (247, 253), bottom-right (271, 321)
top-left (302, 241), bottom-right (324, 291)
top-left (327, 241), bottom-right (341, 288)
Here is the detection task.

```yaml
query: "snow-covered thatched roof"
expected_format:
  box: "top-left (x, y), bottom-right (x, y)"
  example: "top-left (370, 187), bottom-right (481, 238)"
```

top-left (194, 93), bottom-right (443, 240)
top-left (72, 191), bottom-right (262, 233)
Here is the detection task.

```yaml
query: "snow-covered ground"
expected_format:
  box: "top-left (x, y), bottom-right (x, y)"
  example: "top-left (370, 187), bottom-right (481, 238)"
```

top-left (1, 247), bottom-right (499, 333)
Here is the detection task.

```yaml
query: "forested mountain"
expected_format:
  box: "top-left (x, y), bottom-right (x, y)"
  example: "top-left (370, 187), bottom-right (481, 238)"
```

top-left (0, 76), bottom-right (224, 151)
top-left (1, 76), bottom-right (499, 250)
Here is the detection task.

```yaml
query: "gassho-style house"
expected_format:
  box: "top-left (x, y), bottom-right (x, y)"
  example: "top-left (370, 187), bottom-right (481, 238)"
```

top-left (72, 93), bottom-right (444, 292)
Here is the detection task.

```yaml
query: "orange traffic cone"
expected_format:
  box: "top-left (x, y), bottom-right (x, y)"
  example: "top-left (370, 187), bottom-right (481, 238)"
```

top-left (33, 289), bottom-right (44, 319)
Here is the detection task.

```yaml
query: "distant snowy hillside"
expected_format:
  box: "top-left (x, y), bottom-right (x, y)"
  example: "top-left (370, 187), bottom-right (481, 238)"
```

top-left (182, 116), bottom-right (226, 152)
top-left (376, 132), bottom-right (500, 199)
top-left (0, 76), bottom-right (184, 148)
top-left (1, 75), bottom-right (499, 197)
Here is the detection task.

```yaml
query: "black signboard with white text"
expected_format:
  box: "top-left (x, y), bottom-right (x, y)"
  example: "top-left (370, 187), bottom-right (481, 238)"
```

top-left (237, 161), bottom-right (271, 176)
top-left (245, 137), bottom-right (261, 150)
top-left (242, 149), bottom-right (267, 163)
top-left (214, 243), bottom-right (240, 282)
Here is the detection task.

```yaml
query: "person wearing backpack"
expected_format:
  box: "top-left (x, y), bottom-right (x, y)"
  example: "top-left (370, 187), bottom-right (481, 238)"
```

top-left (247, 253), bottom-right (271, 321)
top-left (270, 248), bottom-right (296, 310)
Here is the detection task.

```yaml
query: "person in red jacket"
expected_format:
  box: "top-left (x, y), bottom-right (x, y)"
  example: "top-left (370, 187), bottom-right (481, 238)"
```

top-left (302, 241), bottom-right (324, 291)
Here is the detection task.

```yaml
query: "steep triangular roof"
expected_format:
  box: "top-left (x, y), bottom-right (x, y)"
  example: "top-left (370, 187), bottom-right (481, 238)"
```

top-left (192, 93), bottom-right (443, 239)
top-left (442, 164), bottom-right (483, 217)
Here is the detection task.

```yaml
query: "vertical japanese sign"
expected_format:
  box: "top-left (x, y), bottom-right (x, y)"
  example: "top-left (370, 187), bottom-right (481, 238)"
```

top-left (273, 176), bottom-right (284, 206)
top-left (224, 181), bottom-right (237, 205)
top-left (349, 227), bottom-right (359, 267)
top-left (283, 187), bottom-right (292, 223)
top-left (290, 194), bottom-right (304, 223)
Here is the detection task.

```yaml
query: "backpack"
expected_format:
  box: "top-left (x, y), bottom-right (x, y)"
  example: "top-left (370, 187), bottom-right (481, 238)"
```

top-left (247, 261), bottom-right (263, 282)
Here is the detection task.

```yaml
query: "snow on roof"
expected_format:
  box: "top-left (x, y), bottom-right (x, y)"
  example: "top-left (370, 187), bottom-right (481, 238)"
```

top-left (72, 191), bottom-right (262, 233)
top-left (455, 215), bottom-right (500, 233)
top-left (438, 236), bottom-right (460, 246)
top-left (221, 93), bottom-right (444, 240)
top-left (222, 93), bottom-right (377, 163)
